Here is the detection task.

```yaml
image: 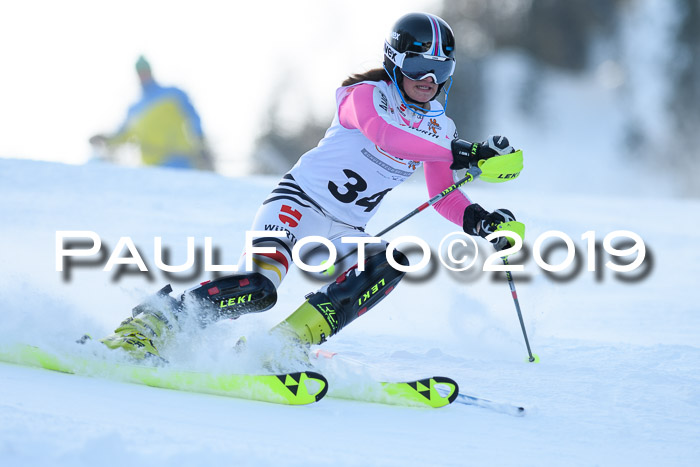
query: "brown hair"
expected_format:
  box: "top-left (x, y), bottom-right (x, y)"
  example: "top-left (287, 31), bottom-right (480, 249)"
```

top-left (342, 67), bottom-right (391, 87)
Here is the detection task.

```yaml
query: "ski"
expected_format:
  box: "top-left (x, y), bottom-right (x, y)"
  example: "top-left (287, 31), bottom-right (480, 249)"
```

top-left (0, 343), bottom-right (327, 406)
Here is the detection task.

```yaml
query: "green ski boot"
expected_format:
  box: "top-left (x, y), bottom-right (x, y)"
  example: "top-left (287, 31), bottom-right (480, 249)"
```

top-left (101, 285), bottom-right (181, 361)
top-left (100, 313), bottom-right (171, 361)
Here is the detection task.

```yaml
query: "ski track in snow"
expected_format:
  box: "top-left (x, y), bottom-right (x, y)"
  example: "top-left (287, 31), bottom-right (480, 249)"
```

top-left (1, 158), bottom-right (699, 466)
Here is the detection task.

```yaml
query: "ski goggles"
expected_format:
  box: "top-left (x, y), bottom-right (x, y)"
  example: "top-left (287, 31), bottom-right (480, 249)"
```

top-left (385, 41), bottom-right (455, 84)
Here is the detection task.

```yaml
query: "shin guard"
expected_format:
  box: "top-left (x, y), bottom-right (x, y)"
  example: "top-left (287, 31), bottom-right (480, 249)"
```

top-left (276, 249), bottom-right (409, 344)
top-left (184, 272), bottom-right (277, 324)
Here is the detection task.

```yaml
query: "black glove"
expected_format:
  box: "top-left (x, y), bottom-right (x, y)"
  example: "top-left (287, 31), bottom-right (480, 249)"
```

top-left (463, 203), bottom-right (517, 251)
top-left (450, 135), bottom-right (515, 171)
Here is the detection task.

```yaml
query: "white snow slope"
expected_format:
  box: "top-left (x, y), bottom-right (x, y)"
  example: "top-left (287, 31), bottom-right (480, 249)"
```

top-left (1, 158), bottom-right (699, 466)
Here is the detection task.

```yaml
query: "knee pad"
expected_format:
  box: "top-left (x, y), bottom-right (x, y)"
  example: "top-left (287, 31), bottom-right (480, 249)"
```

top-left (185, 272), bottom-right (277, 323)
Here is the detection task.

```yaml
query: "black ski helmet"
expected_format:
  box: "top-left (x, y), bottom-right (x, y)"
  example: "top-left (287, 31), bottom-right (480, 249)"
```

top-left (383, 13), bottom-right (456, 100)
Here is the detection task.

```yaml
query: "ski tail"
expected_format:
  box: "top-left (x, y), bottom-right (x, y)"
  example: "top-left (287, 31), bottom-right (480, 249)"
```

top-left (273, 371), bottom-right (328, 404)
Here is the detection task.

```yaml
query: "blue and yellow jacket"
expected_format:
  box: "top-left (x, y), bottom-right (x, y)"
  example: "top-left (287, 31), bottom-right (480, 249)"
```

top-left (111, 81), bottom-right (205, 168)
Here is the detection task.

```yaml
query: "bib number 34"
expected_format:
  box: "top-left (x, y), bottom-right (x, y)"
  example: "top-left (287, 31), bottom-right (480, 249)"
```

top-left (328, 169), bottom-right (391, 213)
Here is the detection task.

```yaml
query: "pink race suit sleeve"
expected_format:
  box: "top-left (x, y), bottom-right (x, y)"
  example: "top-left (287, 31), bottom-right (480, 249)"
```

top-left (424, 160), bottom-right (471, 227)
top-left (338, 83), bottom-right (471, 227)
top-left (337, 83), bottom-right (453, 162)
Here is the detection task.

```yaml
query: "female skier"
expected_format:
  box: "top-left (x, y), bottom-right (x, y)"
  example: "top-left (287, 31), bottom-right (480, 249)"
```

top-left (101, 12), bottom-right (521, 360)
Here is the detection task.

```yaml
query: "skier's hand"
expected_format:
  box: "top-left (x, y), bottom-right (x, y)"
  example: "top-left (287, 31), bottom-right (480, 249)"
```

top-left (463, 203), bottom-right (516, 251)
top-left (450, 135), bottom-right (515, 171)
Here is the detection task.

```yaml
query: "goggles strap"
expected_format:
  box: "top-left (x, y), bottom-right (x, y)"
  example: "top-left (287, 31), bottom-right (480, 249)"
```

top-left (384, 41), bottom-right (405, 68)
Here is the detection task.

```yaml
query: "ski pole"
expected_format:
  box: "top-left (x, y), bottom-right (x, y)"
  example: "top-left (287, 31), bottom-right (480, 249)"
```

top-left (502, 255), bottom-right (538, 363)
top-left (374, 167), bottom-right (482, 237)
top-left (330, 167), bottom-right (482, 267)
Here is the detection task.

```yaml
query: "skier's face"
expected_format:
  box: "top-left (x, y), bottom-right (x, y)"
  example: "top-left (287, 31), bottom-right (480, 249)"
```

top-left (402, 76), bottom-right (438, 107)
top-left (137, 69), bottom-right (154, 88)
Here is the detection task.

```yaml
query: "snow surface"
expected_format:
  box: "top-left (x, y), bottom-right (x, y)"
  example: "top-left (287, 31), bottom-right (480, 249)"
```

top-left (1, 157), bottom-right (699, 466)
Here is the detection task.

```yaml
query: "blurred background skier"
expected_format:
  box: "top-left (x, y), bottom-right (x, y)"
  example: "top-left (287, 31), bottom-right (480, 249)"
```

top-left (89, 55), bottom-right (215, 171)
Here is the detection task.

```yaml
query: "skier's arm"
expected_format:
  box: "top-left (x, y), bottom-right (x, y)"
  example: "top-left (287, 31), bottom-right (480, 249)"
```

top-left (426, 162), bottom-right (518, 250)
top-left (337, 84), bottom-right (453, 163)
top-left (423, 160), bottom-right (472, 227)
top-left (96, 104), bottom-right (140, 146)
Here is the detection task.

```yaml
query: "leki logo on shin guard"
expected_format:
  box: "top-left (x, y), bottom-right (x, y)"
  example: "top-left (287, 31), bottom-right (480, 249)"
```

top-left (358, 278), bottom-right (386, 306)
top-left (315, 302), bottom-right (338, 332)
top-left (219, 294), bottom-right (253, 308)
